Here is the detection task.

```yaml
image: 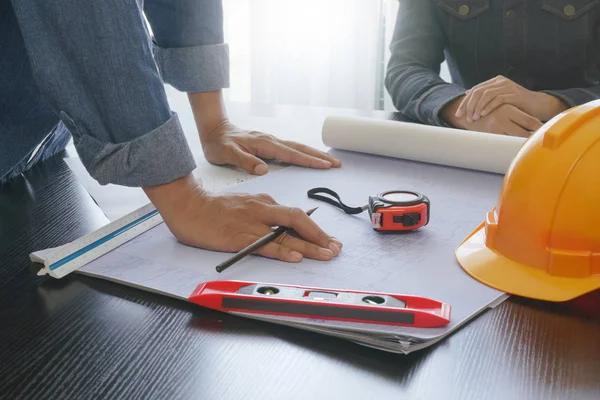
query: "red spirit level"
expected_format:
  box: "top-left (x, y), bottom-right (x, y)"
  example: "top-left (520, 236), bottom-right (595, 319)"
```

top-left (188, 280), bottom-right (451, 328)
top-left (307, 187), bottom-right (430, 231)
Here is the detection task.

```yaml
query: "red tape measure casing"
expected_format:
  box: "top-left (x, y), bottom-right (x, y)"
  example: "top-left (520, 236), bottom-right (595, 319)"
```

top-left (368, 190), bottom-right (430, 231)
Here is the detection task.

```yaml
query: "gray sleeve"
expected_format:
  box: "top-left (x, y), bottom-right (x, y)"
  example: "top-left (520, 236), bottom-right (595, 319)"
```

top-left (384, 0), bottom-right (466, 126)
top-left (144, 0), bottom-right (230, 92)
top-left (542, 87), bottom-right (600, 108)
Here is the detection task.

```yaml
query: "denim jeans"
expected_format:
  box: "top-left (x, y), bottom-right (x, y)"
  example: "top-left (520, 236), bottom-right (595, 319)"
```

top-left (1, 0), bottom-right (229, 187)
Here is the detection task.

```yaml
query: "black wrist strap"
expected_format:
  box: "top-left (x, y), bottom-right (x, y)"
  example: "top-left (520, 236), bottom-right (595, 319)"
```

top-left (307, 187), bottom-right (365, 215)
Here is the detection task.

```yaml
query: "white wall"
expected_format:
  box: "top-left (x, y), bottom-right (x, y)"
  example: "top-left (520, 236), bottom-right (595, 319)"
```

top-left (222, 0), bottom-right (450, 111)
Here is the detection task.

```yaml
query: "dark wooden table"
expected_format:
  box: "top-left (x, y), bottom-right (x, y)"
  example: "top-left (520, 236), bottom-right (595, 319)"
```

top-left (2, 107), bottom-right (600, 400)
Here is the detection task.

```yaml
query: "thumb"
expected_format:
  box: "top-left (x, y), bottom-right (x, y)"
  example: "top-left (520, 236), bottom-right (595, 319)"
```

top-left (231, 146), bottom-right (269, 175)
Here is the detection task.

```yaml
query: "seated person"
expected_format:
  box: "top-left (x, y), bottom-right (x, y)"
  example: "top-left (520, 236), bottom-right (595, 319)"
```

top-left (385, 0), bottom-right (600, 137)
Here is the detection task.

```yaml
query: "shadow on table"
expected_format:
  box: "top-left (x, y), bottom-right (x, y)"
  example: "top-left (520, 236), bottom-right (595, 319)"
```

top-left (511, 292), bottom-right (600, 322)
top-left (69, 272), bottom-right (436, 383)
top-left (489, 295), bottom-right (600, 391)
top-left (71, 272), bottom-right (600, 387)
top-left (188, 307), bottom-right (439, 379)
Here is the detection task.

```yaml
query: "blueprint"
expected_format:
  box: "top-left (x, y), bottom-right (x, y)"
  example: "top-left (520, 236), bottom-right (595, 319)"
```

top-left (71, 149), bottom-right (508, 353)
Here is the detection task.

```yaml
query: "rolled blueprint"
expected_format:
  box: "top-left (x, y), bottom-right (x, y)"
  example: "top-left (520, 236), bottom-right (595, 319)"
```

top-left (321, 115), bottom-right (527, 174)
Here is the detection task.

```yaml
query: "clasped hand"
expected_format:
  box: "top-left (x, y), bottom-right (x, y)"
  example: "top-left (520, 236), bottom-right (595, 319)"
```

top-left (445, 75), bottom-right (568, 137)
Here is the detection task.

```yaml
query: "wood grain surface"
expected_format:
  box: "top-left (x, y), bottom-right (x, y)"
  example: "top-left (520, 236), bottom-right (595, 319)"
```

top-left (1, 147), bottom-right (600, 400)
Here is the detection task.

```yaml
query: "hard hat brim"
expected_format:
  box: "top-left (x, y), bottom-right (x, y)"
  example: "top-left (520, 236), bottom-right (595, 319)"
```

top-left (456, 222), bottom-right (600, 302)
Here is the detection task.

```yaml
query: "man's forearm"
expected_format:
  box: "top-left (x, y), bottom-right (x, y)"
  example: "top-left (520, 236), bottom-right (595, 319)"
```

top-left (143, 173), bottom-right (206, 217)
top-left (535, 92), bottom-right (569, 121)
top-left (188, 90), bottom-right (229, 140)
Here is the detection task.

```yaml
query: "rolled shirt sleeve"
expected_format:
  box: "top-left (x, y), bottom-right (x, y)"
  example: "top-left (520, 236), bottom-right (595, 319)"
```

top-left (542, 87), bottom-right (600, 109)
top-left (144, 0), bottom-right (230, 93)
top-left (11, 0), bottom-right (197, 187)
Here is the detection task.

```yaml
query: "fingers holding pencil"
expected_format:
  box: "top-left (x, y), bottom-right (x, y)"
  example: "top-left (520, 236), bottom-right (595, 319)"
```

top-left (216, 207), bottom-right (341, 272)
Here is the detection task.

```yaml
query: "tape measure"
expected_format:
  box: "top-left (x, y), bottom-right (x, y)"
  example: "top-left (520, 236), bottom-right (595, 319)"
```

top-left (307, 188), bottom-right (430, 231)
top-left (188, 280), bottom-right (451, 328)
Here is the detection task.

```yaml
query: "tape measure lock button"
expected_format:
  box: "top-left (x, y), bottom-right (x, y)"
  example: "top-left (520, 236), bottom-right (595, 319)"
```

top-left (396, 213), bottom-right (421, 226)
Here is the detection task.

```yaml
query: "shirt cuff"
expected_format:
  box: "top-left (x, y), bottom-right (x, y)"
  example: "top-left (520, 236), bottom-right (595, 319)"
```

top-left (153, 43), bottom-right (230, 92)
top-left (427, 84), bottom-right (466, 127)
top-left (71, 112), bottom-right (197, 187)
top-left (540, 89), bottom-right (596, 108)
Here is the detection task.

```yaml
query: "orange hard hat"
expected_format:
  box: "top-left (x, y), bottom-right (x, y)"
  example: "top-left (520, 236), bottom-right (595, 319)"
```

top-left (456, 100), bottom-right (600, 302)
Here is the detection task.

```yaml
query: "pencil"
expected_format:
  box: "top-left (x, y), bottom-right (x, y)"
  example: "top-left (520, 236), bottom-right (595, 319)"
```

top-left (215, 207), bottom-right (318, 273)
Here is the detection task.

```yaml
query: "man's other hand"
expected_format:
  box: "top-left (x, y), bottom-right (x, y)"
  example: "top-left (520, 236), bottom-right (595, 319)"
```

top-left (455, 75), bottom-right (568, 122)
top-left (443, 97), bottom-right (543, 137)
top-left (200, 121), bottom-right (341, 175)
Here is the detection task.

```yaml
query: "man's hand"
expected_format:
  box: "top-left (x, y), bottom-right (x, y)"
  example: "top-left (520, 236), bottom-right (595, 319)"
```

top-left (143, 174), bottom-right (343, 263)
top-left (443, 97), bottom-right (543, 137)
top-left (454, 76), bottom-right (568, 122)
top-left (200, 120), bottom-right (341, 175)
top-left (188, 90), bottom-right (341, 175)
